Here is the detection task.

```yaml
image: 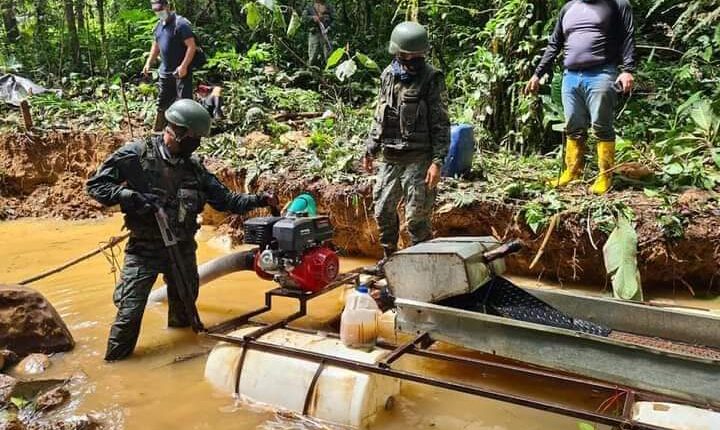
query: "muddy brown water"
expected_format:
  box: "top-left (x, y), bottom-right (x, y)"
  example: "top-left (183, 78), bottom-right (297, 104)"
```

top-left (3, 216), bottom-right (717, 429)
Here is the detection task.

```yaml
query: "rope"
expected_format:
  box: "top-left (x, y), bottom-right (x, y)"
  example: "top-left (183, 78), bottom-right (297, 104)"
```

top-left (18, 232), bottom-right (130, 286)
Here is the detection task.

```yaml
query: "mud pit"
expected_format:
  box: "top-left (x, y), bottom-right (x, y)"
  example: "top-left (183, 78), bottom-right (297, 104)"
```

top-left (1, 130), bottom-right (719, 292)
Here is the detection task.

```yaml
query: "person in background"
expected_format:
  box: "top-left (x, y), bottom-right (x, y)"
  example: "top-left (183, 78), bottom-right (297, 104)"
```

top-left (143, 0), bottom-right (197, 132)
top-left (197, 84), bottom-right (223, 120)
top-left (525, 0), bottom-right (635, 195)
top-left (303, 0), bottom-right (334, 67)
top-left (86, 99), bottom-right (278, 361)
top-left (361, 21), bottom-right (450, 275)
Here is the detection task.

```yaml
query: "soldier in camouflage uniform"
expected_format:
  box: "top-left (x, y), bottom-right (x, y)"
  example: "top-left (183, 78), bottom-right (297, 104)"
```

top-left (303, 0), bottom-right (334, 67)
top-left (362, 21), bottom-right (450, 272)
top-left (87, 99), bottom-right (278, 361)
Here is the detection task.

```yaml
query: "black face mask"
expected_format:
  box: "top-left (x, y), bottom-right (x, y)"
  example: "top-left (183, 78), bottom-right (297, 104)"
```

top-left (398, 56), bottom-right (426, 73)
top-left (178, 136), bottom-right (201, 158)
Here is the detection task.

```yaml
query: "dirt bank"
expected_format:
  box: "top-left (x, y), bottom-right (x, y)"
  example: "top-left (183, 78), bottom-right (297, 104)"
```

top-left (0, 131), bottom-right (123, 219)
top-left (1, 131), bottom-right (718, 291)
top-left (211, 166), bottom-right (720, 292)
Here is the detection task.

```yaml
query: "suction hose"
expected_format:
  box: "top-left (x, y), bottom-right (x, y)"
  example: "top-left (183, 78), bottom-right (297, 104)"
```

top-left (148, 250), bottom-right (256, 304)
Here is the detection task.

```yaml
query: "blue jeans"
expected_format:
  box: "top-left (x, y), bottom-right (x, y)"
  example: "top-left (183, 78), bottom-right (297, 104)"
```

top-left (561, 65), bottom-right (618, 141)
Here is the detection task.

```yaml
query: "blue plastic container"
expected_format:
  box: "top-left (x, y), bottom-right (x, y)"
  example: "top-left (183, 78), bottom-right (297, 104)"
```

top-left (442, 124), bottom-right (475, 177)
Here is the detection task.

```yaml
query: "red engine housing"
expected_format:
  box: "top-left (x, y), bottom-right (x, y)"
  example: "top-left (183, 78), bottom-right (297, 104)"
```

top-left (254, 247), bottom-right (339, 293)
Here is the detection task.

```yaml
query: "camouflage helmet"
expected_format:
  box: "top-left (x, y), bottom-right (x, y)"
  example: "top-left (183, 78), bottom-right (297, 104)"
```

top-left (388, 21), bottom-right (429, 55)
top-left (165, 99), bottom-right (212, 137)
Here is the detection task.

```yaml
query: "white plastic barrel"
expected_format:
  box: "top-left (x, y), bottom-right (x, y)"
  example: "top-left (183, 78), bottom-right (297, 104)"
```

top-left (632, 402), bottom-right (720, 430)
top-left (341, 285), bottom-right (381, 349)
top-left (205, 327), bottom-right (400, 429)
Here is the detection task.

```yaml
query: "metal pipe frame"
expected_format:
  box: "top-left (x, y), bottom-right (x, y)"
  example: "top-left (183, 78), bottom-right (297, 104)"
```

top-left (203, 271), bottom-right (692, 430)
top-left (207, 331), bottom-right (671, 430)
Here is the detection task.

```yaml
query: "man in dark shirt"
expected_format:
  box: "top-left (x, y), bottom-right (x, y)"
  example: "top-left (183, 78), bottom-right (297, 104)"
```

top-left (143, 0), bottom-right (197, 132)
top-left (303, 0), bottom-right (334, 67)
top-left (526, 0), bottom-right (635, 195)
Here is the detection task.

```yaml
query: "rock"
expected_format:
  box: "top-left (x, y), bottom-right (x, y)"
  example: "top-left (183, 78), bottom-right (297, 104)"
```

top-left (26, 415), bottom-right (99, 430)
top-left (16, 354), bottom-right (51, 376)
top-left (0, 373), bottom-right (19, 404)
top-left (1, 350), bottom-right (20, 370)
top-left (615, 162), bottom-right (653, 180)
top-left (0, 418), bottom-right (25, 430)
top-left (0, 285), bottom-right (74, 357)
top-left (35, 387), bottom-right (70, 412)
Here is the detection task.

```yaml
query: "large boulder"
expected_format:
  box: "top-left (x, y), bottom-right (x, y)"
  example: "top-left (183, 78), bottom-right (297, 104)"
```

top-left (0, 285), bottom-right (74, 357)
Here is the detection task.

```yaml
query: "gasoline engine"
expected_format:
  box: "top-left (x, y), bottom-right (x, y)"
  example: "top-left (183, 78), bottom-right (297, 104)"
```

top-left (243, 215), bottom-right (339, 292)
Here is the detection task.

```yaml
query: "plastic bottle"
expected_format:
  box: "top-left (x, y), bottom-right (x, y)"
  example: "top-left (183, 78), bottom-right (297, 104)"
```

top-left (340, 285), bottom-right (381, 349)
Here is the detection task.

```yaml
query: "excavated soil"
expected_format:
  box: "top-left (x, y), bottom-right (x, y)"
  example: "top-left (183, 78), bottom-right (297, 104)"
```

top-left (211, 167), bottom-right (720, 291)
top-left (0, 131), bottom-right (124, 219)
top-left (1, 131), bottom-right (719, 291)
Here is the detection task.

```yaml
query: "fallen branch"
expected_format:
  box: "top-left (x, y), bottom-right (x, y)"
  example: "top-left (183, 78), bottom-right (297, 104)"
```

top-left (18, 233), bottom-right (130, 285)
top-left (529, 214), bottom-right (559, 270)
top-left (272, 111), bottom-right (325, 122)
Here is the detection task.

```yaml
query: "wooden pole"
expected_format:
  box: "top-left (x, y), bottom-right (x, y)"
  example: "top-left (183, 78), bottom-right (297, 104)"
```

top-left (19, 99), bottom-right (33, 131)
top-left (119, 79), bottom-right (134, 138)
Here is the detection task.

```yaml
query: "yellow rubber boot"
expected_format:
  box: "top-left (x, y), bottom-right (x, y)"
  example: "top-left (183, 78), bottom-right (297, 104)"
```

top-left (549, 137), bottom-right (585, 188)
top-left (590, 140), bottom-right (615, 195)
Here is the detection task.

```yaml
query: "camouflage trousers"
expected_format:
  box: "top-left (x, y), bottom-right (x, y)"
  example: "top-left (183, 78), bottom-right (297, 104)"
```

top-left (105, 238), bottom-right (199, 361)
top-left (308, 32), bottom-right (330, 67)
top-left (373, 159), bottom-right (436, 250)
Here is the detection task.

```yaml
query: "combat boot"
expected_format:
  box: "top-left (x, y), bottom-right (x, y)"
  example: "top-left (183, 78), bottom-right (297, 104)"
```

top-left (549, 136), bottom-right (585, 187)
top-left (364, 246), bottom-right (396, 276)
top-left (590, 140), bottom-right (615, 195)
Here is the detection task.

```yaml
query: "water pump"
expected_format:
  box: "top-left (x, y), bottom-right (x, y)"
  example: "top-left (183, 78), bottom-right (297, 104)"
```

top-left (243, 215), bottom-right (339, 292)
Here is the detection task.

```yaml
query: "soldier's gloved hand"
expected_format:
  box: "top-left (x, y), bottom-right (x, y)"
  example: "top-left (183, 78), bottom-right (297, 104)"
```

top-left (258, 192), bottom-right (280, 208)
top-left (258, 192), bottom-right (281, 216)
top-left (119, 189), bottom-right (160, 216)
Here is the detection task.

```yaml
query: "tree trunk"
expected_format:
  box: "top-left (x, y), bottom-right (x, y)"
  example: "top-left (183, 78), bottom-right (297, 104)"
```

top-left (64, 0), bottom-right (80, 67)
top-left (96, 0), bottom-right (107, 72)
top-left (76, 0), bottom-right (85, 33)
top-left (1, 0), bottom-right (19, 43)
top-left (34, 0), bottom-right (47, 41)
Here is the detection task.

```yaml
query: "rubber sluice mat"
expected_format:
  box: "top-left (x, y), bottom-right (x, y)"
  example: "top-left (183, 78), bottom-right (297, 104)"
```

top-left (439, 277), bottom-right (612, 337)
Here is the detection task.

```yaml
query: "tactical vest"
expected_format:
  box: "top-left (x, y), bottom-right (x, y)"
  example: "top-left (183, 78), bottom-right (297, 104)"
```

top-left (123, 136), bottom-right (206, 242)
top-left (371, 64), bottom-right (438, 154)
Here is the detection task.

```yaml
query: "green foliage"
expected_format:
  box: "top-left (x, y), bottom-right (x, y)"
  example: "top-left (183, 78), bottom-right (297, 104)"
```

top-left (266, 87), bottom-right (322, 112)
top-left (520, 190), bottom-right (563, 233)
top-left (603, 214), bottom-right (643, 301)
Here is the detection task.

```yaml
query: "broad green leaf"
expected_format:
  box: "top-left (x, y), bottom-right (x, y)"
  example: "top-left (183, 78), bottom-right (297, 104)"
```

top-left (10, 397), bottom-right (29, 409)
top-left (335, 59), bottom-right (357, 82)
top-left (245, 2), bottom-right (261, 29)
top-left (663, 163), bottom-right (683, 175)
top-left (325, 48), bottom-right (345, 69)
top-left (712, 148), bottom-right (720, 169)
top-left (643, 188), bottom-right (661, 198)
top-left (690, 100), bottom-right (717, 133)
top-left (287, 10), bottom-right (301, 37)
top-left (603, 215), bottom-right (643, 301)
top-left (577, 423), bottom-right (596, 430)
top-left (356, 53), bottom-right (379, 70)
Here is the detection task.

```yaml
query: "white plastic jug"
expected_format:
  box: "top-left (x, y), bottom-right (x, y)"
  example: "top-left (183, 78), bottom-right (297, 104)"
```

top-left (340, 285), bottom-right (381, 349)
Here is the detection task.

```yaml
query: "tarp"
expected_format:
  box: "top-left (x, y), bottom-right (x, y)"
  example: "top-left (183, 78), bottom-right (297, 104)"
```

top-left (0, 74), bottom-right (58, 106)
